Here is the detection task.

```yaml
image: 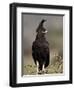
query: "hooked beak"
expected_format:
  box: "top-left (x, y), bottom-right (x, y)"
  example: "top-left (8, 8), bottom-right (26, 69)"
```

top-left (42, 30), bottom-right (48, 33)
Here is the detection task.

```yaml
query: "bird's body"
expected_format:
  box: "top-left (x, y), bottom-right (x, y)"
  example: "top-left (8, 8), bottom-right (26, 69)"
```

top-left (32, 19), bottom-right (50, 74)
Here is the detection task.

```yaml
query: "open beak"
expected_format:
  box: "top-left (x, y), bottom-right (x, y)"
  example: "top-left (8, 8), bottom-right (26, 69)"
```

top-left (42, 30), bottom-right (48, 33)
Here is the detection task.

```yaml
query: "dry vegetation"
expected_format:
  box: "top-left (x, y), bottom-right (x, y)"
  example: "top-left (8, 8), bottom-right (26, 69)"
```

top-left (23, 51), bottom-right (63, 75)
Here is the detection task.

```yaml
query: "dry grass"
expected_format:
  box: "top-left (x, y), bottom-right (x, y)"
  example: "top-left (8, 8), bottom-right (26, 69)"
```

top-left (22, 51), bottom-right (63, 75)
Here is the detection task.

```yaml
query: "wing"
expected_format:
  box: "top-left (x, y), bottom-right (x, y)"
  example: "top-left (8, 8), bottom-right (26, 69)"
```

top-left (40, 42), bottom-right (49, 67)
top-left (32, 41), bottom-right (39, 64)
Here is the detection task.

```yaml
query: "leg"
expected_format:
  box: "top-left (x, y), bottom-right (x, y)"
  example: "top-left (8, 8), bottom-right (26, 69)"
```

top-left (42, 64), bottom-right (48, 74)
top-left (36, 61), bottom-right (39, 74)
top-left (42, 64), bottom-right (45, 72)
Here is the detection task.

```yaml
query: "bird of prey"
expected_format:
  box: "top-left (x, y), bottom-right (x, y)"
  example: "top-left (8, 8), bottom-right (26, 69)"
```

top-left (32, 19), bottom-right (50, 74)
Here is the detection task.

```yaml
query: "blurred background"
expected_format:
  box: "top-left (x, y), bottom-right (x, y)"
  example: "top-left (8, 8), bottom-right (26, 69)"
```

top-left (22, 13), bottom-right (63, 75)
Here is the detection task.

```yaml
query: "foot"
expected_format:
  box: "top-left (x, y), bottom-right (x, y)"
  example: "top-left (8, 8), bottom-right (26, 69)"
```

top-left (38, 70), bottom-right (42, 74)
top-left (42, 69), bottom-right (48, 74)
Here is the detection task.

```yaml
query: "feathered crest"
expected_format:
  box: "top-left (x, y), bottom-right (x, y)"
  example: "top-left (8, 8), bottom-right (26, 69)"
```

top-left (36, 19), bottom-right (46, 33)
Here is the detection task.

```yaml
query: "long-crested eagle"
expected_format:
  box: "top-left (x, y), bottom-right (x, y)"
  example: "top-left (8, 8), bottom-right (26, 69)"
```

top-left (32, 19), bottom-right (50, 74)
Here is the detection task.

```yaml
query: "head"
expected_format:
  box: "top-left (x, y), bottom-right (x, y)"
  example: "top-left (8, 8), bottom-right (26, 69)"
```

top-left (36, 19), bottom-right (48, 34)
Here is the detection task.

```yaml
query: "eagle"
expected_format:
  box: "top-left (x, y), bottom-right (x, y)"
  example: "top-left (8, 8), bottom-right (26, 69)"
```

top-left (32, 19), bottom-right (50, 74)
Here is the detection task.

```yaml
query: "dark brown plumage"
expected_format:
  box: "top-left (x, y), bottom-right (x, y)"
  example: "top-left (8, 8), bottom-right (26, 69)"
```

top-left (32, 19), bottom-right (50, 73)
